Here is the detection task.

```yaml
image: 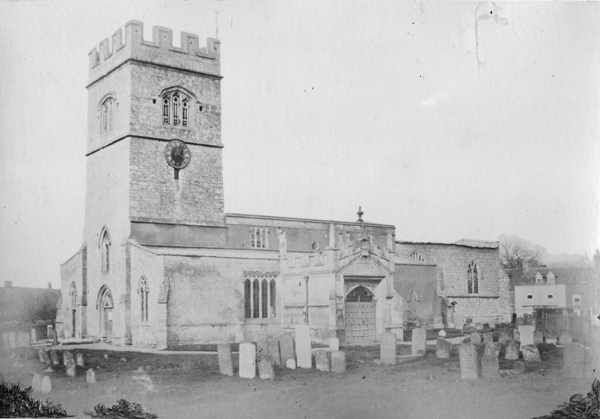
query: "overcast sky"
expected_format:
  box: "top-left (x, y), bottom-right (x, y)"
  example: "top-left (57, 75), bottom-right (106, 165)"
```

top-left (1, 1), bottom-right (599, 288)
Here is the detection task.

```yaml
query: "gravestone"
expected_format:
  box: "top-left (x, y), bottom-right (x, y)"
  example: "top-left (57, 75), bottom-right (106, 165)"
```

top-left (39, 349), bottom-right (51, 364)
top-left (518, 325), bottom-right (535, 349)
top-left (257, 339), bottom-right (269, 358)
top-left (545, 330), bottom-right (558, 344)
top-left (459, 343), bottom-right (479, 380)
top-left (563, 342), bottom-right (586, 378)
top-left (76, 353), bottom-right (85, 367)
top-left (1, 332), bottom-right (9, 350)
top-left (66, 359), bottom-right (76, 377)
top-left (470, 332), bottom-right (482, 345)
top-left (258, 354), bottom-right (275, 380)
top-left (513, 361), bottom-right (525, 374)
top-left (32, 374), bottom-right (42, 392)
top-left (31, 328), bottom-right (37, 343)
top-left (380, 332), bottom-right (397, 365)
top-left (559, 331), bottom-right (572, 345)
top-left (498, 328), bottom-right (513, 345)
top-left (331, 351), bottom-right (346, 373)
top-left (295, 325), bottom-right (312, 368)
top-left (482, 332), bottom-right (493, 344)
top-left (454, 312), bottom-right (463, 331)
top-left (86, 368), bottom-right (96, 384)
top-left (533, 331), bottom-right (544, 344)
top-left (475, 323), bottom-right (483, 331)
top-left (16, 331), bottom-right (30, 348)
top-left (63, 351), bottom-right (74, 366)
top-left (438, 330), bottom-right (446, 338)
top-left (411, 328), bottom-right (427, 356)
top-left (436, 338), bottom-right (451, 359)
top-left (286, 359), bottom-right (296, 370)
top-left (267, 338), bottom-right (281, 366)
top-left (239, 342), bottom-right (256, 379)
top-left (279, 335), bottom-right (295, 365)
top-left (315, 350), bottom-right (331, 372)
top-left (217, 344), bottom-right (234, 376)
top-left (513, 328), bottom-right (520, 342)
top-left (522, 344), bottom-right (541, 362)
top-left (505, 340), bottom-right (521, 360)
top-left (49, 350), bottom-right (60, 366)
top-left (330, 338), bottom-right (339, 351)
top-left (41, 376), bottom-right (51, 393)
top-left (481, 355), bottom-right (500, 379)
top-left (484, 342), bottom-right (502, 358)
top-left (8, 331), bottom-right (16, 349)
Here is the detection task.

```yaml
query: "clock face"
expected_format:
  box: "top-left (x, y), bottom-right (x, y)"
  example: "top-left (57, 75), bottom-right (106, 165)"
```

top-left (164, 139), bottom-right (191, 169)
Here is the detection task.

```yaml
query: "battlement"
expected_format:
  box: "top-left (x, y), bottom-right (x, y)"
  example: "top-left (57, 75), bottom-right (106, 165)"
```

top-left (88, 21), bottom-right (220, 85)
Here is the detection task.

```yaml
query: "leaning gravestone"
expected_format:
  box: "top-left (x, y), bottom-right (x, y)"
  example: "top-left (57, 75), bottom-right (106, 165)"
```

top-left (331, 351), bottom-right (346, 373)
top-left (436, 338), bottom-right (451, 359)
top-left (315, 350), bottom-right (331, 372)
top-left (498, 328), bottom-right (513, 345)
top-left (484, 342), bottom-right (502, 358)
top-left (559, 331), bottom-right (572, 345)
top-left (505, 340), bottom-right (521, 360)
top-left (533, 330), bottom-right (544, 344)
top-left (41, 376), bottom-right (52, 393)
top-left (239, 342), bottom-right (256, 379)
top-left (518, 325), bottom-right (535, 350)
top-left (470, 332), bottom-right (482, 345)
top-left (39, 349), bottom-right (51, 364)
top-left (563, 342), bottom-right (586, 378)
top-left (295, 325), bottom-right (312, 368)
top-left (66, 359), bottom-right (76, 377)
top-left (86, 368), bottom-right (96, 384)
top-left (267, 338), bottom-right (281, 367)
top-left (522, 344), bottom-right (541, 362)
top-left (459, 343), bottom-right (479, 380)
top-left (411, 328), bottom-right (427, 356)
top-left (217, 344), bottom-right (234, 376)
top-left (481, 355), bottom-right (500, 379)
top-left (257, 339), bottom-right (269, 358)
top-left (49, 350), bottom-right (60, 366)
top-left (330, 338), bottom-right (340, 351)
top-left (513, 361), bottom-right (525, 374)
top-left (380, 332), bottom-right (397, 365)
top-left (279, 335), bottom-right (295, 365)
top-left (76, 353), bottom-right (85, 367)
top-left (32, 374), bottom-right (43, 392)
top-left (258, 354), bottom-right (275, 380)
top-left (482, 332), bottom-right (493, 345)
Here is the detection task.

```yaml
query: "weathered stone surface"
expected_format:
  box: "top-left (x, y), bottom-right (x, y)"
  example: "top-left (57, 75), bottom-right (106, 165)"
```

top-left (475, 323), bottom-right (483, 331)
top-left (411, 328), bottom-right (427, 356)
top-left (481, 355), bottom-right (500, 379)
top-left (286, 359), bottom-right (296, 370)
top-left (66, 360), bottom-right (76, 377)
top-left (559, 331), bottom-right (572, 345)
top-left (436, 338), bottom-right (451, 359)
top-left (258, 354), bottom-right (275, 379)
top-left (279, 335), bottom-right (295, 364)
top-left (32, 374), bottom-right (43, 392)
top-left (513, 361), bottom-right (525, 374)
top-left (315, 350), bottom-right (331, 372)
top-left (522, 344), bottom-right (541, 362)
top-left (380, 332), bottom-right (397, 365)
top-left (331, 351), bottom-right (346, 373)
top-left (76, 353), bottom-right (85, 367)
top-left (563, 342), bottom-right (586, 378)
top-left (533, 331), bottom-right (544, 344)
top-left (513, 328), bottom-right (520, 342)
top-left (518, 325), bottom-right (535, 349)
top-left (41, 376), bottom-right (51, 393)
top-left (217, 344), bottom-right (233, 376)
top-left (62, 351), bottom-right (74, 366)
top-left (470, 332), bottom-right (482, 345)
top-left (86, 368), bottom-right (96, 384)
top-left (505, 340), bottom-right (521, 360)
top-left (239, 342), bottom-right (256, 379)
top-left (329, 338), bottom-right (339, 351)
top-left (459, 343), bottom-right (479, 380)
top-left (39, 349), bottom-right (51, 364)
top-left (267, 338), bottom-right (281, 367)
top-left (482, 332), bottom-right (493, 344)
top-left (295, 325), bottom-right (312, 369)
top-left (498, 328), bottom-right (513, 345)
top-left (49, 351), bottom-right (60, 366)
top-left (484, 342), bottom-right (502, 358)
top-left (256, 339), bottom-right (269, 359)
top-left (438, 330), bottom-right (446, 337)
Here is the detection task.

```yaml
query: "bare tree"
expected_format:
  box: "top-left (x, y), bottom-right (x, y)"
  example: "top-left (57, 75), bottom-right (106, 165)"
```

top-left (500, 238), bottom-right (542, 269)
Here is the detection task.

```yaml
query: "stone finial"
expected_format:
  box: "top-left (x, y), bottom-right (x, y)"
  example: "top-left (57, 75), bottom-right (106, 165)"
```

top-left (278, 227), bottom-right (287, 254)
top-left (357, 207), bottom-right (364, 222)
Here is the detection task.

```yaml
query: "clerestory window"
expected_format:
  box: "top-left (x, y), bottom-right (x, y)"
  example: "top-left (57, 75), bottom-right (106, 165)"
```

top-left (250, 228), bottom-right (269, 249)
top-left (411, 251), bottom-right (425, 263)
top-left (467, 261), bottom-right (478, 294)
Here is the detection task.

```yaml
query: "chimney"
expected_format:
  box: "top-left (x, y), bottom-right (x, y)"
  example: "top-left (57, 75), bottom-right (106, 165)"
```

top-left (522, 260), bottom-right (529, 271)
top-left (4, 281), bottom-right (13, 288)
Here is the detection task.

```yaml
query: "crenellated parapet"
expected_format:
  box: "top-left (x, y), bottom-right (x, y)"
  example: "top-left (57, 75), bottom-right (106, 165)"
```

top-left (88, 20), bottom-right (220, 85)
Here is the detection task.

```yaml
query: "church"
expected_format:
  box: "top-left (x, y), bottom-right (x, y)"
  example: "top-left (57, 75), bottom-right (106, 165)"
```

top-left (56, 21), bottom-right (510, 348)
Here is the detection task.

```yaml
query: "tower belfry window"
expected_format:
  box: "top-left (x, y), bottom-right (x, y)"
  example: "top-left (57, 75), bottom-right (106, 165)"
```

top-left (101, 97), bottom-right (115, 133)
top-left (162, 90), bottom-right (191, 127)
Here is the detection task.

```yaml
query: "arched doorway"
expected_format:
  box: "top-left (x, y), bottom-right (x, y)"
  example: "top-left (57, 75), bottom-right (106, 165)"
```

top-left (97, 286), bottom-right (114, 342)
top-left (345, 285), bottom-right (376, 343)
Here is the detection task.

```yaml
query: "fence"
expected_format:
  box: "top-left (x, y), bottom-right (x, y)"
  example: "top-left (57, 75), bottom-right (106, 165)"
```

top-left (536, 313), bottom-right (592, 345)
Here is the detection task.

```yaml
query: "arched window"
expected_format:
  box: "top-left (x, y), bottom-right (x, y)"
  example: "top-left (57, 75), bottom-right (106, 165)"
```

top-left (100, 97), bottom-right (115, 133)
top-left (138, 277), bottom-right (149, 323)
top-left (411, 251), bottom-right (425, 263)
top-left (244, 273), bottom-right (277, 319)
top-left (162, 89), bottom-right (192, 127)
top-left (250, 228), bottom-right (269, 248)
top-left (468, 261), bottom-right (478, 294)
top-left (99, 227), bottom-right (111, 273)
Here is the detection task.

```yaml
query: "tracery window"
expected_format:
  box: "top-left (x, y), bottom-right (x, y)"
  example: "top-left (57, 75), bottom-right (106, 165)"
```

top-left (467, 261), bottom-right (478, 294)
top-left (162, 90), bottom-right (190, 127)
top-left (100, 228), bottom-right (111, 273)
top-left (411, 251), bottom-right (425, 263)
top-left (250, 228), bottom-right (269, 248)
top-left (101, 97), bottom-right (115, 133)
top-left (243, 273), bottom-right (277, 319)
top-left (139, 277), bottom-right (149, 323)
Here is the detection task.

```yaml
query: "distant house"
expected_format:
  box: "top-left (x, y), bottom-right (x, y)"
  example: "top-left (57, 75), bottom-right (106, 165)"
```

top-left (0, 281), bottom-right (60, 327)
